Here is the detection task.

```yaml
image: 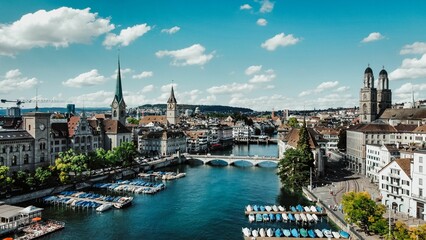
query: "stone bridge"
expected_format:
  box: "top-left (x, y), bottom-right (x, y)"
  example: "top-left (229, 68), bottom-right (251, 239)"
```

top-left (185, 154), bottom-right (279, 167)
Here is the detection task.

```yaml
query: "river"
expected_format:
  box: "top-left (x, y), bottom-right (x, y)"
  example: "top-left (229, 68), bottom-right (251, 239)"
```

top-left (32, 144), bottom-right (333, 240)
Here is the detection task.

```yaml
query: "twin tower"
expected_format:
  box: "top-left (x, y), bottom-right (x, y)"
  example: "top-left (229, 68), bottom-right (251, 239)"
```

top-left (359, 66), bottom-right (392, 123)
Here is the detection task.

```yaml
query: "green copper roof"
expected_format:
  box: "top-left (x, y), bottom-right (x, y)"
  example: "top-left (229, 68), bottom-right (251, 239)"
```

top-left (115, 58), bottom-right (123, 103)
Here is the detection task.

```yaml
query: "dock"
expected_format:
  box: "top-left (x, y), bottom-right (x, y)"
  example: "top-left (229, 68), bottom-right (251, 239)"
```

top-left (244, 211), bottom-right (326, 216)
top-left (243, 237), bottom-right (331, 240)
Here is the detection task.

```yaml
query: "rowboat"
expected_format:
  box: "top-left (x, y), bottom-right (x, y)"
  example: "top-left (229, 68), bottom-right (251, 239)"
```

top-left (332, 231), bottom-right (341, 238)
top-left (282, 229), bottom-right (291, 237)
top-left (314, 229), bottom-right (324, 238)
top-left (339, 230), bottom-right (350, 239)
top-left (282, 213), bottom-right (288, 222)
top-left (242, 227), bottom-right (251, 237)
top-left (278, 205), bottom-right (285, 212)
top-left (308, 229), bottom-right (316, 238)
top-left (291, 228), bottom-right (300, 237)
top-left (246, 205), bottom-right (253, 212)
top-left (310, 205), bottom-right (317, 212)
top-left (272, 205), bottom-right (279, 212)
top-left (300, 228), bottom-right (308, 238)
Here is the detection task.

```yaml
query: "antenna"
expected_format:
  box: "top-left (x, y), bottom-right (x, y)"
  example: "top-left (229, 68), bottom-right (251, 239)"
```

top-left (35, 87), bottom-right (39, 112)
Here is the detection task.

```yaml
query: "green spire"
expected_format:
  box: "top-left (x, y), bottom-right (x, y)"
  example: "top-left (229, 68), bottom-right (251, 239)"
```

top-left (115, 57), bottom-right (123, 103)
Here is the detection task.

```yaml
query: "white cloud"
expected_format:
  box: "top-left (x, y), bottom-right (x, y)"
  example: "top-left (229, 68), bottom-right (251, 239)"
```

top-left (316, 81), bottom-right (339, 92)
top-left (111, 68), bottom-right (132, 79)
top-left (0, 69), bottom-right (38, 93)
top-left (389, 54), bottom-right (426, 80)
top-left (141, 84), bottom-right (154, 93)
top-left (334, 86), bottom-right (350, 92)
top-left (132, 71), bottom-right (153, 79)
top-left (298, 81), bottom-right (340, 96)
top-left (266, 85), bottom-right (275, 89)
top-left (229, 94), bottom-right (288, 111)
top-left (259, 0), bottom-right (275, 13)
top-left (257, 18), bottom-right (268, 26)
top-left (400, 42), bottom-right (426, 55)
top-left (393, 82), bottom-right (426, 103)
top-left (161, 83), bottom-right (178, 92)
top-left (103, 24), bottom-right (151, 48)
top-left (198, 95), bottom-right (217, 105)
top-left (63, 69), bottom-right (107, 88)
top-left (156, 44), bottom-right (214, 66)
top-left (67, 90), bottom-right (113, 107)
top-left (0, 7), bottom-right (114, 56)
top-left (248, 69), bottom-right (276, 83)
top-left (161, 26), bottom-right (180, 34)
top-left (240, 4), bottom-right (252, 10)
top-left (361, 32), bottom-right (384, 43)
top-left (207, 83), bottom-right (254, 94)
top-left (245, 65), bottom-right (262, 75)
top-left (261, 33), bottom-right (300, 51)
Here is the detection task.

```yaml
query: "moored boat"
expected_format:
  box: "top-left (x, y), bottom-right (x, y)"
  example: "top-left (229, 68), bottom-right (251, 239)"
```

top-left (253, 205), bottom-right (259, 211)
top-left (308, 229), bottom-right (316, 238)
top-left (113, 196), bottom-right (133, 209)
top-left (291, 228), bottom-right (300, 238)
top-left (272, 205), bottom-right (279, 212)
top-left (96, 203), bottom-right (112, 212)
top-left (300, 228), bottom-right (308, 237)
top-left (287, 213), bottom-right (295, 221)
top-left (296, 204), bottom-right (304, 212)
top-left (276, 213), bottom-right (282, 221)
top-left (306, 213), bottom-right (314, 222)
top-left (269, 213), bottom-right (275, 221)
top-left (300, 213), bottom-right (308, 222)
top-left (315, 229), bottom-right (324, 238)
top-left (252, 229), bottom-right (258, 237)
top-left (262, 213), bottom-right (269, 222)
top-left (259, 228), bottom-right (266, 237)
top-left (246, 205), bottom-right (253, 212)
top-left (294, 213), bottom-right (301, 221)
top-left (266, 228), bottom-right (273, 237)
top-left (310, 205), bottom-right (317, 212)
top-left (265, 205), bottom-right (272, 212)
top-left (278, 205), bottom-right (285, 212)
top-left (323, 229), bottom-right (333, 238)
top-left (290, 206), bottom-right (297, 212)
top-left (304, 206), bottom-right (311, 212)
top-left (242, 227), bottom-right (251, 237)
top-left (282, 213), bottom-right (288, 222)
top-left (275, 228), bottom-right (282, 237)
top-left (248, 213), bottom-right (255, 223)
top-left (282, 229), bottom-right (291, 237)
top-left (332, 231), bottom-right (341, 239)
top-left (312, 213), bottom-right (319, 222)
top-left (256, 213), bottom-right (262, 222)
top-left (260, 206), bottom-right (266, 211)
top-left (316, 206), bottom-right (323, 212)
top-left (339, 230), bottom-right (350, 239)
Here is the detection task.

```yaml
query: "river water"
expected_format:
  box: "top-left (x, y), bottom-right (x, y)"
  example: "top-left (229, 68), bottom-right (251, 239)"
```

top-left (33, 144), bottom-right (332, 240)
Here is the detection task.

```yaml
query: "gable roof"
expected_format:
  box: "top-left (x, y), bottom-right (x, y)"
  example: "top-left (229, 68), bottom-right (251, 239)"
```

top-left (139, 116), bottom-right (167, 125)
top-left (413, 125), bottom-right (426, 133)
top-left (103, 119), bottom-right (131, 134)
top-left (67, 116), bottom-right (80, 138)
top-left (379, 108), bottom-right (426, 120)
top-left (379, 158), bottom-right (412, 178)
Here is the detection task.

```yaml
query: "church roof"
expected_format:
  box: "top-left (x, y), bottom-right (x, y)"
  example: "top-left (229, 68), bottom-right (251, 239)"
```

top-left (139, 116), bottom-right (168, 126)
top-left (103, 119), bottom-right (131, 134)
top-left (379, 108), bottom-right (426, 120)
top-left (379, 68), bottom-right (388, 76)
top-left (51, 122), bottom-right (69, 138)
top-left (364, 66), bottom-right (373, 74)
top-left (167, 86), bottom-right (177, 104)
top-left (114, 58), bottom-right (124, 104)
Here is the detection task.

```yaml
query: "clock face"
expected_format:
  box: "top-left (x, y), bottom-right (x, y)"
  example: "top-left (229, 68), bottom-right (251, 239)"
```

top-left (39, 123), bottom-right (45, 131)
top-left (112, 102), bottom-right (118, 108)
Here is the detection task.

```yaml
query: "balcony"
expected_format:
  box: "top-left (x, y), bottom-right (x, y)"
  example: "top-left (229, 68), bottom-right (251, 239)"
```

top-left (389, 173), bottom-right (401, 179)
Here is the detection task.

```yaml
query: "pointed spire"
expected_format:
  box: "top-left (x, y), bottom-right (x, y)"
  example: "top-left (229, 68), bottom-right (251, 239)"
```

top-left (167, 83), bottom-right (177, 103)
top-left (115, 55), bottom-right (123, 103)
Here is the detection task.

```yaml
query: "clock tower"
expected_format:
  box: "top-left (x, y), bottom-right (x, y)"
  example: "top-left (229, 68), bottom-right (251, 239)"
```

top-left (111, 57), bottom-right (126, 125)
top-left (23, 112), bottom-right (51, 168)
top-left (167, 86), bottom-right (178, 125)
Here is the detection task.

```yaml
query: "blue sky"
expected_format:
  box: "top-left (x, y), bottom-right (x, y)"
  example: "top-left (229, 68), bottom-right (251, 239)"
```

top-left (0, 0), bottom-right (425, 111)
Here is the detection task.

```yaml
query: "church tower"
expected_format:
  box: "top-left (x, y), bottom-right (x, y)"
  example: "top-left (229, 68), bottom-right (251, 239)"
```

top-left (359, 66), bottom-right (377, 123)
top-left (167, 86), bottom-right (178, 125)
top-left (377, 67), bottom-right (392, 116)
top-left (111, 57), bottom-right (126, 125)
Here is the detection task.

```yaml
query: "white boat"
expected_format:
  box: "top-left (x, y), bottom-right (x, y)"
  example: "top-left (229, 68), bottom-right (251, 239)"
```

top-left (252, 229), bottom-right (259, 237)
top-left (304, 206), bottom-right (311, 212)
top-left (246, 205), bottom-right (253, 212)
top-left (310, 205), bottom-right (317, 212)
top-left (259, 228), bottom-right (266, 237)
top-left (323, 229), bottom-right (333, 238)
top-left (242, 227), bottom-right (251, 237)
top-left (282, 213), bottom-right (288, 221)
top-left (113, 196), bottom-right (133, 209)
top-left (300, 213), bottom-right (308, 222)
top-left (332, 231), bottom-right (341, 239)
top-left (278, 205), bottom-right (285, 212)
top-left (265, 205), bottom-right (272, 212)
top-left (266, 228), bottom-right (273, 237)
top-left (96, 203), bottom-right (113, 212)
top-left (272, 205), bottom-right (278, 212)
top-left (248, 214), bottom-right (255, 223)
top-left (312, 213), bottom-right (319, 222)
top-left (294, 213), bottom-right (301, 221)
top-left (306, 213), bottom-right (314, 222)
top-left (314, 229), bottom-right (324, 238)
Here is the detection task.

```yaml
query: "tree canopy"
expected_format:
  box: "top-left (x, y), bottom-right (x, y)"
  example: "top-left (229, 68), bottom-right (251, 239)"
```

top-left (287, 117), bottom-right (299, 128)
top-left (337, 128), bottom-right (347, 151)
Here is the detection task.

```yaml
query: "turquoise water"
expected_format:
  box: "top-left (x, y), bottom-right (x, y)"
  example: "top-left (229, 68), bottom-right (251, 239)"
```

top-left (34, 144), bottom-right (332, 240)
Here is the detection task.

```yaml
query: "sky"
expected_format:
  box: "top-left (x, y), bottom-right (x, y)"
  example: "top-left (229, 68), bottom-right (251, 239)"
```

top-left (0, 0), bottom-right (426, 111)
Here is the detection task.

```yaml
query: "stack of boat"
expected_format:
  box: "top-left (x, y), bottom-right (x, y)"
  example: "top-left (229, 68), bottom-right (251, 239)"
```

top-left (246, 204), bottom-right (322, 223)
top-left (42, 191), bottom-right (133, 211)
top-left (138, 171), bottom-right (186, 181)
top-left (93, 179), bottom-right (166, 194)
top-left (242, 227), bottom-right (350, 239)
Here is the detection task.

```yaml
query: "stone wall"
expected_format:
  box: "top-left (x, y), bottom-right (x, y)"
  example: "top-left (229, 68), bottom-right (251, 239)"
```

top-left (2, 185), bottom-right (73, 205)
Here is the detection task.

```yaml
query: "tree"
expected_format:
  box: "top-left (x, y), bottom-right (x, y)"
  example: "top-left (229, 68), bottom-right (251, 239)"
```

top-left (54, 149), bottom-right (89, 184)
top-left (34, 167), bottom-right (52, 186)
top-left (113, 142), bottom-right (139, 167)
top-left (0, 166), bottom-right (12, 191)
top-left (127, 117), bottom-right (139, 125)
top-left (342, 191), bottom-right (387, 234)
top-left (277, 148), bottom-right (308, 190)
top-left (297, 123), bottom-right (315, 169)
top-left (287, 117), bottom-right (299, 128)
top-left (337, 129), bottom-right (347, 151)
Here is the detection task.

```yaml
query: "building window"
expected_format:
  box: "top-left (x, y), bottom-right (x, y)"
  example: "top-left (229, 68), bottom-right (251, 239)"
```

top-left (0, 157), bottom-right (4, 165)
top-left (22, 145), bottom-right (25, 151)
top-left (40, 153), bottom-right (45, 162)
top-left (11, 156), bottom-right (17, 166)
top-left (420, 166), bottom-right (423, 173)
top-left (420, 178), bottom-right (423, 186)
top-left (420, 157), bottom-right (424, 164)
top-left (28, 125), bottom-right (31, 130)
top-left (420, 188), bottom-right (423, 197)
top-left (24, 154), bottom-right (29, 164)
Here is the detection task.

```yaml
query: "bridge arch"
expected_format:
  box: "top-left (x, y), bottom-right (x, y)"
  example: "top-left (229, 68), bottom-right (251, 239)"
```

top-left (206, 159), bottom-right (228, 166)
top-left (230, 160), bottom-right (254, 167)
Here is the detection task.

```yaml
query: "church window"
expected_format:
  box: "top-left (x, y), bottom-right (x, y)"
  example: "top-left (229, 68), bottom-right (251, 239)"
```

top-left (28, 125), bottom-right (31, 130)
top-left (24, 154), bottom-right (29, 164)
top-left (113, 110), bottom-right (117, 117)
top-left (11, 156), bottom-right (17, 166)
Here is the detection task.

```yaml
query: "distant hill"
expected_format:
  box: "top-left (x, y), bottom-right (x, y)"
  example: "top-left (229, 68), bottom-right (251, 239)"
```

top-left (139, 104), bottom-right (253, 113)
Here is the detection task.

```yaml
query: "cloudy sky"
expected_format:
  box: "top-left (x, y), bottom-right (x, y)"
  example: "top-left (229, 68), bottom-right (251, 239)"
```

top-left (0, 0), bottom-right (425, 111)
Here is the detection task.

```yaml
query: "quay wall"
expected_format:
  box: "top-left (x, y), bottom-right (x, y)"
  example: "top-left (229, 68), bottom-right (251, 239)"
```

top-left (302, 187), bottom-right (364, 240)
top-left (2, 185), bottom-right (73, 205)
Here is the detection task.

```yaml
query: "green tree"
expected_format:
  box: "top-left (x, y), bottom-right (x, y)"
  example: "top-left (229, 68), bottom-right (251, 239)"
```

top-left (277, 148), bottom-right (308, 190)
top-left (287, 117), bottom-right (299, 128)
top-left (297, 123), bottom-right (315, 169)
top-left (337, 129), bottom-right (347, 151)
top-left (390, 221), bottom-right (410, 240)
top-left (13, 171), bottom-right (30, 190)
top-left (34, 167), bottom-right (52, 186)
top-left (54, 149), bottom-right (89, 184)
top-left (113, 142), bottom-right (138, 167)
top-left (127, 117), bottom-right (140, 125)
top-left (0, 166), bottom-right (12, 191)
top-left (342, 191), bottom-right (387, 234)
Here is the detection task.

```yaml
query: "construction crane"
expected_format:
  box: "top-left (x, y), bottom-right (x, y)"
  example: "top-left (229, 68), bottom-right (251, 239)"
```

top-left (1, 98), bottom-right (63, 116)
